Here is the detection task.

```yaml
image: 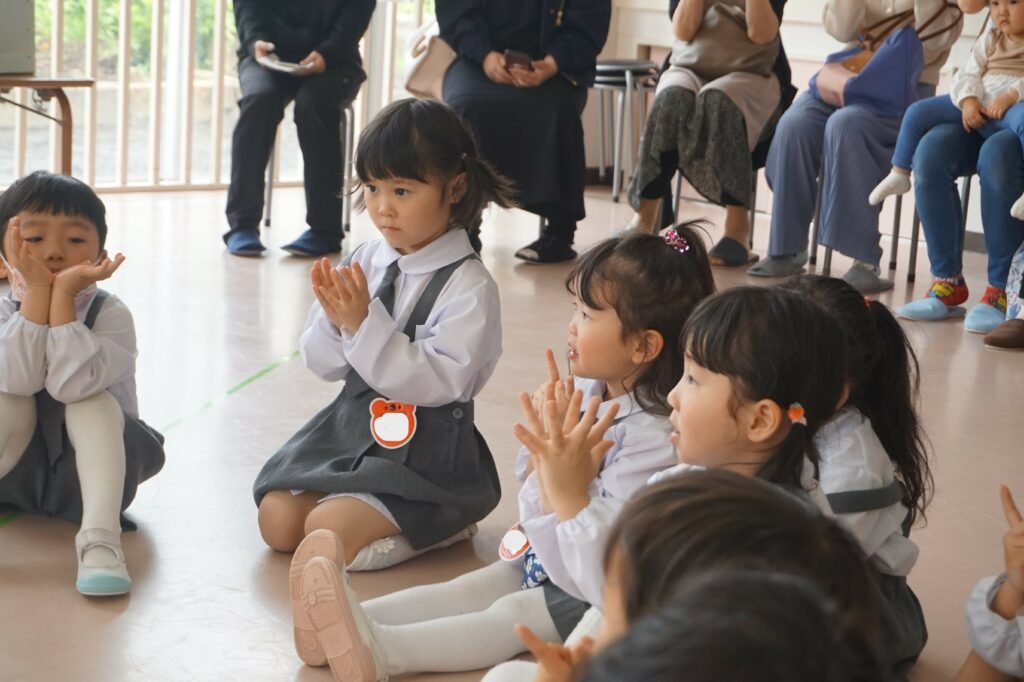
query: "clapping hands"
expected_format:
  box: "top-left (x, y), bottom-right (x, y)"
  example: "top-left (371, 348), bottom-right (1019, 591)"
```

top-left (1001, 486), bottom-right (1024, 596)
top-left (311, 257), bottom-right (371, 334)
top-left (516, 624), bottom-right (594, 682)
top-left (515, 353), bottom-right (619, 521)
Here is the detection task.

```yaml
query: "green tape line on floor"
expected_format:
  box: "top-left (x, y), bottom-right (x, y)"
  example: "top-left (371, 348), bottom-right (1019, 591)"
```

top-left (0, 512), bottom-right (20, 528)
top-left (160, 350), bottom-right (301, 433)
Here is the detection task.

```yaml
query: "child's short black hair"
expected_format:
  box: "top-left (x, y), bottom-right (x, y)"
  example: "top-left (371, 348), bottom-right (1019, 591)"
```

top-left (582, 569), bottom-right (885, 682)
top-left (566, 223), bottom-right (716, 416)
top-left (353, 98), bottom-right (517, 230)
top-left (0, 171), bottom-right (108, 256)
top-left (682, 286), bottom-right (848, 487)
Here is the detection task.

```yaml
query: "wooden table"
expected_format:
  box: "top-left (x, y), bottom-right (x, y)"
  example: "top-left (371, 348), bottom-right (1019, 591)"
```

top-left (0, 76), bottom-right (95, 175)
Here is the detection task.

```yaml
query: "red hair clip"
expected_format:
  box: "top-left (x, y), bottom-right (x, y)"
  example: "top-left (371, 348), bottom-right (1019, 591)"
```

top-left (787, 403), bottom-right (807, 427)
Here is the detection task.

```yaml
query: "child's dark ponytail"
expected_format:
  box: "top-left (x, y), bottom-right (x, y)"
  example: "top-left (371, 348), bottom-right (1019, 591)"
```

top-left (352, 98), bottom-right (517, 230)
top-left (454, 152), bottom-right (517, 230)
top-left (778, 275), bottom-right (932, 524)
top-left (682, 287), bottom-right (848, 488)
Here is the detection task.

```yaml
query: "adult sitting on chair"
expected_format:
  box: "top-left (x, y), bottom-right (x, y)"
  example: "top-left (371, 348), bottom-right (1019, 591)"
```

top-left (438, 0), bottom-right (612, 264)
top-left (749, 0), bottom-right (962, 293)
top-left (626, 0), bottom-right (795, 269)
top-left (224, 0), bottom-right (374, 257)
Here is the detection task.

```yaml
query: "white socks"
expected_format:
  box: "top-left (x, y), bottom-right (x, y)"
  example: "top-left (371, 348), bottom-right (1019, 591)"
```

top-left (347, 524), bottom-right (478, 572)
top-left (65, 391), bottom-right (127, 569)
top-left (0, 393), bottom-right (37, 481)
top-left (869, 170), bottom-right (912, 206)
top-left (1012, 192), bottom-right (1024, 221)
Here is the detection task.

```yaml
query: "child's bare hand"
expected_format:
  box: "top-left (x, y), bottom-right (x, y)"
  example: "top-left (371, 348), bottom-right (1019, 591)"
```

top-left (530, 349), bottom-right (576, 426)
top-left (1001, 486), bottom-right (1024, 594)
top-left (962, 97), bottom-right (987, 130)
top-left (516, 624), bottom-right (594, 682)
top-left (514, 393), bottom-right (618, 521)
top-left (313, 258), bottom-right (371, 334)
top-left (984, 91), bottom-right (1019, 120)
top-left (7, 219), bottom-right (55, 289)
top-left (53, 253), bottom-right (125, 295)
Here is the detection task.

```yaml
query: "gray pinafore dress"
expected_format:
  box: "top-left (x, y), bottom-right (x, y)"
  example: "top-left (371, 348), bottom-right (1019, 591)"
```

top-left (827, 482), bottom-right (927, 681)
top-left (253, 254), bottom-right (501, 549)
top-left (0, 290), bottom-right (166, 530)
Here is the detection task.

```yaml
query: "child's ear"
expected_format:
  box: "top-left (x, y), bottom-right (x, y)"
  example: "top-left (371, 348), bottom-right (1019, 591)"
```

top-left (630, 329), bottom-right (664, 365)
top-left (98, 248), bottom-right (108, 263)
top-left (0, 254), bottom-right (6, 278)
top-left (744, 399), bottom-right (785, 446)
top-left (448, 172), bottom-right (468, 204)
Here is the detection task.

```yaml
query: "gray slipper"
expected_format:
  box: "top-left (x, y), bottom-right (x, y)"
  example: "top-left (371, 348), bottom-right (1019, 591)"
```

top-left (747, 252), bottom-right (808, 278)
top-left (709, 237), bottom-right (759, 267)
top-left (842, 262), bottom-right (894, 294)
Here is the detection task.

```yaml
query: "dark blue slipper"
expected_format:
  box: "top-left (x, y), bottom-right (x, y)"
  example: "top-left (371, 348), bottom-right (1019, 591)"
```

top-left (282, 230), bottom-right (341, 258)
top-left (225, 229), bottom-right (266, 257)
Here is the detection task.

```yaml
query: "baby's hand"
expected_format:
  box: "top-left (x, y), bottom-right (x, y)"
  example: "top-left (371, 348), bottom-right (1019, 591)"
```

top-left (516, 624), bottom-right (593, 682)
top-left (312, 257), bottom-right (371, 334)
top-left (984, 91), bottom-right (1019, 120)
top-left (53, 253), bottom-right (125, 295)
top-left (1001, 486), bottom-right (1024, 595)
top-left (962, 97), bottom-right (987, 131)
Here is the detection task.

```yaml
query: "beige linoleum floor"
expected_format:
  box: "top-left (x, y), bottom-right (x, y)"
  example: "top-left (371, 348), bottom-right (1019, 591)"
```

top-left (0, 184), bottom-right (1021, 682)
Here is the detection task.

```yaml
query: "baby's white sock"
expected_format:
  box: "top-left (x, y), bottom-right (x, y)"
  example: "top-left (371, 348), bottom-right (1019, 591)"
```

top-left (1011, 191), bottom-right (1024, 221)
top-left (869, 170), bottom-right (912, 206)
top-left (347, 524), bottom-right (477, 572)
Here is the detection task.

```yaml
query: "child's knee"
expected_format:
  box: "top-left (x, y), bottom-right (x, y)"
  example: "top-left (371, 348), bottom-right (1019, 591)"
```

top-left (258, 491), bottom-right (308, 552)
top-left (64, 391), bottom-right (124, 432)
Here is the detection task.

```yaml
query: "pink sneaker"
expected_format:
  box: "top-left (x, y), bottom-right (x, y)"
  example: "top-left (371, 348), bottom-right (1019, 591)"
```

top-left (290, 530), bottom-right (346, 666)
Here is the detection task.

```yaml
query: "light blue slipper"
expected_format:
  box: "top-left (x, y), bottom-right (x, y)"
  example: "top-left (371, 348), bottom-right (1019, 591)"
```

top-left (965, 303), bottom-right (1007, 335)
top-left (896, 297), bottom-right (967, 322)
top-left (75, 528), bottom-right (131, 597)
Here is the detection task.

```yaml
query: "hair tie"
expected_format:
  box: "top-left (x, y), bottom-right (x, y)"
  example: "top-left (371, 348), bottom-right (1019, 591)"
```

top-left (664, 229), bottom-right (690, 253)
top-left (787, 403), bottom-right (807, 427)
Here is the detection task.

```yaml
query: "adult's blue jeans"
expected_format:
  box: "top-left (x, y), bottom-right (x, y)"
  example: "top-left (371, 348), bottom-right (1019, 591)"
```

top-left (913, 125), bottom-right (1024, 287)
top-left (893, 95), bottom-right (1024, 171)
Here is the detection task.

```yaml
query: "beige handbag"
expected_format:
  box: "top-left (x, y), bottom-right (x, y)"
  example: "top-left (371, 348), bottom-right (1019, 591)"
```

top-left (404, 20), bottom-right (456, 101)
top-left (669, 3), bottom-right (780, 81)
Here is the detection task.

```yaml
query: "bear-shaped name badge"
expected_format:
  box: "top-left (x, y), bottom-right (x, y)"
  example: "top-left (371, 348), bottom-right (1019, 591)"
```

top-left (369, 398), bottom-right (418, 449)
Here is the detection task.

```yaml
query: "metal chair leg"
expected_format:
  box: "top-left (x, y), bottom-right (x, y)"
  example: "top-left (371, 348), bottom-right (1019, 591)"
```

top-left (823, 246), bottom-right (833, 276)
top-left (674, 172), bottom-right (682, 226)
top-left (264, 150), bottom-right (275, 227)
top-left (907, 208), bottom-right (922, 283)
top-left (889, 194), bottom-right (902, 271)
top-left (598, 90), bottom-right (606, 181)
top-left (960, 176), bottom-right (972, 235)
top-left (809, 170), bottom-right (823, 266)
top-left (624, 70), bottom-right (634, 184)
top-left (749, 170), bottom-right (757, 249)
top-left (612, 88), bottom-right (625, 202)
top-left (342, 105), bottom-right (355, 234)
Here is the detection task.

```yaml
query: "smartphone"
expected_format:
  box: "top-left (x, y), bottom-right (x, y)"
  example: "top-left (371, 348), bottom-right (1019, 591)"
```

top-left (503, 49), bottom-right (535, 72)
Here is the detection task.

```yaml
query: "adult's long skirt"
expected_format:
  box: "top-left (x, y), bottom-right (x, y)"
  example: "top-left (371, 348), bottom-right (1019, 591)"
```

top-left (444, 58), bottom-right (588, 222)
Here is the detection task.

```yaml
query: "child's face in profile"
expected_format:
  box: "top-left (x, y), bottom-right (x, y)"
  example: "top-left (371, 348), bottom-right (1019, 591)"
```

top-left (567, 286), bottom-right (640, 389)
top-left (667, 357), bottom-right (753, 470)
top-left (3, 211), bottom-right (102, 274)
top-left (362, 174), bottom-right (463, 255)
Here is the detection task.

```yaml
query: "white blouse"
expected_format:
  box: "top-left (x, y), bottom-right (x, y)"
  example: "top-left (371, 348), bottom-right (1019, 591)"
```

top-left (815, 407), bottom-right (919, 576)
top-left (0, 289), bottom-right (139, 416)
top-left (966, 574), bottom-right (1024, 677)
top-left (298, 229), bottom-right (502, 407)
top-left (517, 378), bottom-right (676, 606)
top-left (950, 29), bottom-right (1024, 108)
top-left (823, 0), bottom-right (963, 84)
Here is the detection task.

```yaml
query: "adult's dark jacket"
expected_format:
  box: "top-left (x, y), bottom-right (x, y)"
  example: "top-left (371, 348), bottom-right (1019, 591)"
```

top-left (234, 0), bottom-right (376, 73)
top-left (437, 0), bottom-right (611, 87)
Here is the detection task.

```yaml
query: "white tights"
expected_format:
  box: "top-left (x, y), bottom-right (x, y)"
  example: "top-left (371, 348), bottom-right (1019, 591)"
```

top-left (0, 391), bottom-right (126, 565)
top-left (362, 560), bottom-right (560, 676)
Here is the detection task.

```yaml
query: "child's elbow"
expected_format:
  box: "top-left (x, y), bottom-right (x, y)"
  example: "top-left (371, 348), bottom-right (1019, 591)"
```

top-left (747, 27), bottom-right (778, 45)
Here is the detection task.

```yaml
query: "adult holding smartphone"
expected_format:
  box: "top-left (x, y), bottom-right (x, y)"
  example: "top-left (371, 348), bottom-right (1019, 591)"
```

top-left (438, 0), bottom-right (612, 263)
top-left (224, 0), bottom-right (375, 258)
